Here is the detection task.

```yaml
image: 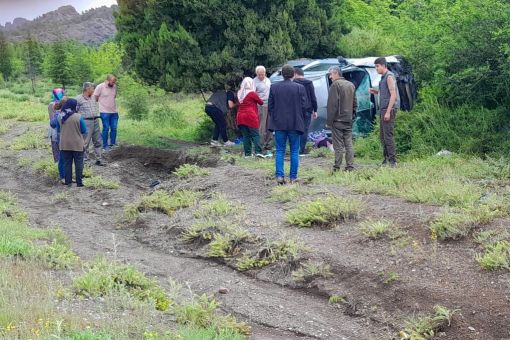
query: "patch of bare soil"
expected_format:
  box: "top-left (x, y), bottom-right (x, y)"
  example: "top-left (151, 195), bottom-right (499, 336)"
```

top-left (1, 123), bottom-right (509, 339)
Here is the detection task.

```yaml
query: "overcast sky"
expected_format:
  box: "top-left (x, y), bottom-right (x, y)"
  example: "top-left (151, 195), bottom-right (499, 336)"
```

top-left (0, 0), bottom-right (118, 25)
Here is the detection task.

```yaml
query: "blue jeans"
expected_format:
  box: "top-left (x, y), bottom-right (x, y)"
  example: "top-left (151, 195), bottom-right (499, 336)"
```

top-left (100, 112), bottom-right (119, 148)
top-left (275, 130), bottom-right (300, 180)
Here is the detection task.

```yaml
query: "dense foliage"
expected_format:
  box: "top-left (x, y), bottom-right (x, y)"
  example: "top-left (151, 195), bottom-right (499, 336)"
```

top-left (116, 0), bottom-right (343, 91)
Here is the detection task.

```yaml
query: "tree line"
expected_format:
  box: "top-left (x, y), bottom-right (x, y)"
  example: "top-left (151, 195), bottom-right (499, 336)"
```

top-left (0, 32), bottom-right (122, 92)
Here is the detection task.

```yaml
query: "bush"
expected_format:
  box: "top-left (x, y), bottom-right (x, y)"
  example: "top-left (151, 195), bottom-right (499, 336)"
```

top-left (286, 196), bottom-right (364, 228)
top-left (140, 190), bottom-right (200, 216)
top-left (125, 93), bottom-right (149, 121)
top-left (150, 104), bottom-right (186, 129)
top-left (173, 164), bottom-right (209, 178)
top-left (476, 241), bottom-right (510, 271)
top-left (358, 220), bottom-right (392, 239)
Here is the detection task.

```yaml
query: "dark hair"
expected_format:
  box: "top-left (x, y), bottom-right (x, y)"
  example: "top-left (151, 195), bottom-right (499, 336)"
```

top-left (374, 57), bottom-right (387, 67)
top-left (281, 65), bottom-right (295, 80)
top-left (294, 67), bottom-right (304, 76)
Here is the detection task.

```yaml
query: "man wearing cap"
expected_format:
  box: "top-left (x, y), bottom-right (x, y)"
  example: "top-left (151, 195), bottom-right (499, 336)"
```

top-left (76, 82), bottom-right (104, 166)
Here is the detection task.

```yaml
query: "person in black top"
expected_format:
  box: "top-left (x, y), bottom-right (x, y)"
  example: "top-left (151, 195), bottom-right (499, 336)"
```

top-left (205, 89), bottom-right (237, 146)
top-left (293, 68), bottom-right (318, 155)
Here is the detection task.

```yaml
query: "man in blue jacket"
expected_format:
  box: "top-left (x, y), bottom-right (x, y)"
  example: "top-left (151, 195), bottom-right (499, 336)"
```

top-left (268, 65), bottom-right (307, 185)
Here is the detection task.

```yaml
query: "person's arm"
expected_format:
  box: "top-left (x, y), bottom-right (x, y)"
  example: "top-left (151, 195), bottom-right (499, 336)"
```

top-left (227, 91), bottom-right (237, 109)
top-left (384, 75), bottom-right (397, 122)
top-left (50, 114), bottom-right (59, 129)
top-left (93, 86), bottom-right (100, 102)
top-left (80, 116), bottom-right (88, 135)
top-left (353, 90), bottom-right (358, 119)
top-left (253, 92), bottom-right (264, 106)
top-left (326, 84), bottom-right (338, 128)
top-left (48, 103), bottom-right (54, 120)
top-left (309, 83), bottom-right (318, 119)
top-left (369, 88), bottom-right (379, 95)
top-left (299, 85), bottom-right (307, 119)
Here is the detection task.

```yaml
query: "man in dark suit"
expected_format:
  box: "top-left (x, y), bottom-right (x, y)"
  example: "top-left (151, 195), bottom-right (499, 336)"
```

top-left (268, 65), bottom-right (307, 185)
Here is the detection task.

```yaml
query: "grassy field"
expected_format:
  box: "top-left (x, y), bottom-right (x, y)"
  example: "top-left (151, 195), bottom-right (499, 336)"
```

top-left (0, 79), bottom-right (208, 147)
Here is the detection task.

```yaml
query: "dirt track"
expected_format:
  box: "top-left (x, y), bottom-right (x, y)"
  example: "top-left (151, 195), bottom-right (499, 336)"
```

top-left (1, 123), bottom-right (510, 339)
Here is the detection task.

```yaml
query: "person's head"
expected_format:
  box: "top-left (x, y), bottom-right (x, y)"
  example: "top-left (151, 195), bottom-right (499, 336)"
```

top-left (374, 57), bottom-right (388, 75)
top-left (61, 98), bottom-right (78, 114)
top-left (240, 77), bottom-right (254, 91)
top-left (82, 82), bottom-right (95, 97)
top-left (328, 66), bottom-right (342, 81)
top-left (294, 67), bottom-right (305, 79)
top-left (255, 66), bottom-right (267, 81)
top-left (106, 74), bottom-right (117, 87)
top-left (281, 64), bottom-right (295, 80)
top-left (54, 96), bottom-right (69, 111)
top-left (52, 88), bottom-right (65, 102)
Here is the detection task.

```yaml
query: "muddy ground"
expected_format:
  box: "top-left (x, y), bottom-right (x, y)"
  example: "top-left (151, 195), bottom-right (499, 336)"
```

top-left (1, 123), bottom-right (509, 340)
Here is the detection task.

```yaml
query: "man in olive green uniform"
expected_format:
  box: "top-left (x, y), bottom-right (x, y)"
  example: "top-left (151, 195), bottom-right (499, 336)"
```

top-left (327, 66), bottom-right (357, 172)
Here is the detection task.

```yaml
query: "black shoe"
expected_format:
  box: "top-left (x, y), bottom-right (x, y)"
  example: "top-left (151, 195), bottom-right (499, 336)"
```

top-left (77, 184), bottom-right (85, 188)
top-left (95, 160), bottom-right (106, 166)
top-left (345, 166), bottom-right (355, 172)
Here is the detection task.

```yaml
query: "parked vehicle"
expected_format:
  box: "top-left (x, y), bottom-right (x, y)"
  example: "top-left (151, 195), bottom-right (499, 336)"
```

top-left (270, 56), bottom-right (417, 136)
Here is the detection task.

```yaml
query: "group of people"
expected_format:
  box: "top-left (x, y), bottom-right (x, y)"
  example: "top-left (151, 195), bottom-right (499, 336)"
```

top-left (47, 75), bottom-right (119, 187)
top-left (205, 57), bottom-right (399, 184)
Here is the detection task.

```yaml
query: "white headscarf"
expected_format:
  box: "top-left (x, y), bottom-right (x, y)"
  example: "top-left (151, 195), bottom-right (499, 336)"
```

top-left (237, 77), bottom-right (255, 104)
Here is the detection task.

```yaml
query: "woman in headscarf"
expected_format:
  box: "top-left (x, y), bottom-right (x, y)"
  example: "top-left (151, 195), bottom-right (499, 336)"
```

top-left (48, 88), bottom-right (66, 181)
top-left (55, 99), bottom-right (88, 187)
top-left (236, 77), bottom-right (264, 158)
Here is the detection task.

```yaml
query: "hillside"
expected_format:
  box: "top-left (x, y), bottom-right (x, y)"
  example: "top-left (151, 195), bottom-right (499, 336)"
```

top-left (0, 5), bottom-right (117, 45)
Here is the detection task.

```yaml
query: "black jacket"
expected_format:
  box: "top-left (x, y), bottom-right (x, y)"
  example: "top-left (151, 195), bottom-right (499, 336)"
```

top-left (293, 78), bottom-right (318, 114)
top-left (268, 80), bottom-right (307, 134)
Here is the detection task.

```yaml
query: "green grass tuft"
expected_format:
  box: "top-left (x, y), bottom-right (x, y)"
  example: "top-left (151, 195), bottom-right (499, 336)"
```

top-left (194, 195), bottom-right (242, 219)
top-left (141, 190), bottom-right (200, 216)
top-left (286, 196), bottom-right (364, 228)
top-left (291, 260), bottom-right (333, 283)
top-left (73, 257), bottom-right (172, 311)
top-left (476, 241), bottom-right (510, 271)
top-left (400, 305), bottom-right (458, 339)
top-left (358, 220), bottom-right (392, 239)
top-left (237, 239), bottom-right (309, 271)
top-left (83, 176), bottom-right (121, 190)
top-left (267, 185), bottom-right (302, 203)
top-left (34, 158), bottom-right (59, 179)
top-left (173, 164), bottom-right (209, 178)
top-left (10, 130), bottom-right (47, 150)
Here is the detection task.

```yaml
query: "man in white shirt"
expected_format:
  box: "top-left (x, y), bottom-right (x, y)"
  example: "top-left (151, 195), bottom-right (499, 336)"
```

top-left (253, 66), bottom-right (272, 155)
top-left (94, 74), bottom-right (118, 151)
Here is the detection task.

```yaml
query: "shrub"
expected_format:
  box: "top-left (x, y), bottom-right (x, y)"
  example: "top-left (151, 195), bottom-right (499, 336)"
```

top-left (73, 257), bottom-right (172, 311)
top-left (286, 196), bottom-right (364, 228)
top-left (329, 294), bottom-right (347, 304)
top-left (125, 93), bottom-right (149, 121)
top-left (173, 164), bottom-right (209, 178)
top-left (151, 104), bottom-right (186, 129)
top-left (207, 228), bottom-right (254, 259)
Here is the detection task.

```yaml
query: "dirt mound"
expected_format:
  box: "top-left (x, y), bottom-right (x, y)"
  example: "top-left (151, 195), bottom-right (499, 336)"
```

top-left (108, 145), bottom-right (220, 172)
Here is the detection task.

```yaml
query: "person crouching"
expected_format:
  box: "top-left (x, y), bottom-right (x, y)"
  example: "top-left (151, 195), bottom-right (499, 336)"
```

top-left (237, 77), bottom-right (265, 158)
top-left (58, 99), bottom-right (88, 187)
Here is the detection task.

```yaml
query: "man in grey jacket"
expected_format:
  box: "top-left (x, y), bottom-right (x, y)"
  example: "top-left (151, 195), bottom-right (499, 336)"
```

top-left (327, 66), bottom-right (357, 172)
top-left (253, 65), bottom-right (272, 154)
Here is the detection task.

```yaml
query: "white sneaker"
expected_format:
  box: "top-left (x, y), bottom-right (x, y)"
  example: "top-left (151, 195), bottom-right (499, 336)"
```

top-left (256, 154), bottom-right (266, 159)
top-left (210, 140), bottom-right (221, 147)
top-left (223, 141), bottom-right (235, 147)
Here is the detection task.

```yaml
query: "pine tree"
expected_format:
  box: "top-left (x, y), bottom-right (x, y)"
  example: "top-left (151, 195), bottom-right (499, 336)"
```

top-left (46, 41), bottom-right (73, 89)
top-left (25, 35), bottom-right (42, 94)
top-left (0, 31), bottom-right (13, 80)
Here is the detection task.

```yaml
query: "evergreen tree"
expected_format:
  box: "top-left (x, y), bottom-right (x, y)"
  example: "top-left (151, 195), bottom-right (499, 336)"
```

top-left (46, 41), bottom-right (74, 89)
top-left (116, 0), bottom-right (343, 91)
top-left (0, 31), bottom-right (13, 80)
top-left (25, 35), bottom-right (42, 94)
